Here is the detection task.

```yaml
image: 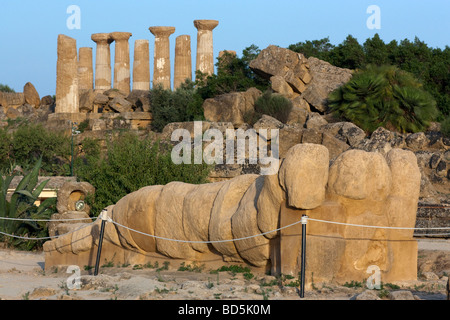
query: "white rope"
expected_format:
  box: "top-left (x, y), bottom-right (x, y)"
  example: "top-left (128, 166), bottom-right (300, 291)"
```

top-left (109, 217), bottom-right (450, 244)
top-left (0, 221), bottom-right (98, 241)
top-left (110, 219), bottom-right (301, 244)
top-left (306, 218), bottom-right (450, 230)
top-left (0, 216), bottom-right (97, 222)
top-left (0, 214), bottom-right (448, 243)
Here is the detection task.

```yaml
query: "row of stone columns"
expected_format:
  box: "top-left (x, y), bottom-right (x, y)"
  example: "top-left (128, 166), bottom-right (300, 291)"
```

top-left (56, 20), bottom-right (219, 113)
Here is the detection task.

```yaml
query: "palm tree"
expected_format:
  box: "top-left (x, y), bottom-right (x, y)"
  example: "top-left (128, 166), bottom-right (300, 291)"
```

top-left (328, 65), bottom-right (438, 133)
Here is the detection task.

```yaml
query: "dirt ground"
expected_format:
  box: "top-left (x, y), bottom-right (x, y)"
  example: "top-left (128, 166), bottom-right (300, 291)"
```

top-left (0, 238), bottom-right (448, 301)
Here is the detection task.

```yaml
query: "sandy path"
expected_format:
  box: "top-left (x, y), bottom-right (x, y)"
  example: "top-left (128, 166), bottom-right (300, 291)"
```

top-left (0, 239), bottom-right (448, 300)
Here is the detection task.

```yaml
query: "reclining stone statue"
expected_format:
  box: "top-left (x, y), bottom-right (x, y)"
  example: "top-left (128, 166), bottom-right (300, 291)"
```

top-left (44, 143), bottom-right (421, 285)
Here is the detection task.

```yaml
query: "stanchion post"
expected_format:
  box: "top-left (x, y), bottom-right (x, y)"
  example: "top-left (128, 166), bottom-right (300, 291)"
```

top-left (94, 210), bottom-right (108, 276)
top-left (300, 215), bottom-right (308, 298)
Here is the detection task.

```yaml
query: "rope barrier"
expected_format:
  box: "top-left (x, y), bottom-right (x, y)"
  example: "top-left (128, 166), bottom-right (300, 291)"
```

top-left (306, 217), bottom-right (450, 231)
top-left (0, 216), bottom-right (97, 222)
top-left (0, 220), bottom-right (98, 241)
top-left (110, 219), bottom-right (304, 244)
top-left (0, 214), bottom-right (448, 243)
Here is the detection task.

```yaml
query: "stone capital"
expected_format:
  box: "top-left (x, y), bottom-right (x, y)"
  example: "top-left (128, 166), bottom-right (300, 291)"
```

top-left (194, 20), bottom-right (219, 31)
top-left (110, 32), bottom-right (132, 42)
top-left (149, 26), bottom-right (176, 38)
top-left (91, 33), bottom-right (114, 44)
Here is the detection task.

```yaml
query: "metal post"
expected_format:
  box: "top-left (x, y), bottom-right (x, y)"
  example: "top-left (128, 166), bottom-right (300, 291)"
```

top-left (94, 210), bottom-right (108, 276)
top-left (300, 215), bottom-right (308, 298)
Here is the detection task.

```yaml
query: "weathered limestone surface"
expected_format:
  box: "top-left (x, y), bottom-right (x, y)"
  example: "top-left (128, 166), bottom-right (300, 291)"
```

top-left (56, 34), bottom-right (79, 113)
top-left (194, 20), bottom-right (219, 76)
top-left (78, 47), bottom-right (94, 91)
top-left (203, 87), bottom-right (262, 127)
top-left (111, 32), bottom-right (132, 95)
top-left (249, 45), bottom-right (352, 113)
top-left (23, 82), bottom-right (40, 108)
top-left (44, 144), bottom-right (421, 285)
top-left (149, 26), bottom-right (175, 90)
top-left (91, 33), bottom-right (114, 93)
top-left (174, 35), bottom-right (192, 90)
top-left (133, 40), bottom-right (150, 91)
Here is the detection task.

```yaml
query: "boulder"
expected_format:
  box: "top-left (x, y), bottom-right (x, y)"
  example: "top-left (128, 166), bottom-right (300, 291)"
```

top-left (108, 97), bottom-right (133, 113)
top-left (23, 82), bottom-right (40, 108)
top-left (355, 290), bottom-right (381, 300)
top-left (321, 132), bottom-right (350, 160)
top-left (278, 125), bottom-right (303, 158)
top-left (389, 290), bottom-right (415, 300)
top-left (301, 57), bottom-right (353, 112)
top-left (249, 45), bottom-right (310, 94)
top-left (93, 93), bottom-right (109, 105)
top-left (203, 88), bottom-right (262, 127)
top-left (286, 106), bottom-right (308, 126)
top-left (278, 143), bottom-right (329, 209)
top-left (78, 89), bottom-right (96, 113)
top-left (126, 90), bottom-right (151, 112)
top-left (406, 132), bottom-right (429, 151)
top-left (0, 92), bottom-right (25, 109)
top-left (358, 127), bottom-right (405, 155)
top-left (270, 75), bottom-right (296, 98)
top-left (305, 112), bottom-right (328, 130)
top-left (103, 89), bottom-right (127, 99)
top-left (253, 114), bottom-right (284, 131)
top-left (323, 122), bottom-right (367, 148)
top-left (40, 95), bottom-right (55, 106)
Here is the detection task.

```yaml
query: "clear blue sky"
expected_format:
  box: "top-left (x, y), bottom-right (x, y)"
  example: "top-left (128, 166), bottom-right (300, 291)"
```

top-left (0, 0), bottom-right (449, 96)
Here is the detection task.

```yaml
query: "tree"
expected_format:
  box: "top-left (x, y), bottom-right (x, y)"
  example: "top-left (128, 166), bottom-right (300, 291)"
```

top-left (288, 37), bottom-right (335, 61)
top-left (328, 65), bottom-right (439, 133)
top-left (195, 45), bottom-right (270, 100)
top-left (330, 35), bottom-right (366, 69)
top-left (0, 84), bottom-right (15, 93)
top-left (363, 34), bottom-right (389, 66)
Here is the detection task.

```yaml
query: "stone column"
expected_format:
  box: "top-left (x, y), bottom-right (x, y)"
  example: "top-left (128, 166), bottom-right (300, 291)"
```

top-left (56, 34), bottom-right (79, 113)
top-left (149, 26), bottom-right (175, 90)
top-left (110, 32), bottom-right (132, 94)
top-left (133, 40), bottom-right (150, 91)
top-left (91, 33), bottom-right (114, 93)
top-left (194, 20), bottom-right (219, 77)
top-left (174, 35), bottom-right (192, 90)
top-left (78, 47), bottom-right (94, 91)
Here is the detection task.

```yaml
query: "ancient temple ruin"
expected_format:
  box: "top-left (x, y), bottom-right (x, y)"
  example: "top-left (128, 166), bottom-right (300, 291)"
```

top-left (54, 20), bottom-right (220, 117)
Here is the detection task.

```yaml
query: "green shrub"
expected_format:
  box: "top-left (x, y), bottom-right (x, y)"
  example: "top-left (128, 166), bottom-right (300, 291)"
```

top-left (441, 117), bottom-right (450, 137)
top-left (246, 90), bottom-right (293, 125)
top-left (0, 84), bottom-right (15, 93)
top-left (150, 81), bottom-right (204, 132)
top-left (0, 129), bottom-right (12, 171)
top-left (75, 132), bottom-right (211, 216)
top-left (195, 46), bottom-right (270, 101)
top-left (328, 65), bottom-right (439, 133)
top-left (10, 123), bottom-right (71, 175)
